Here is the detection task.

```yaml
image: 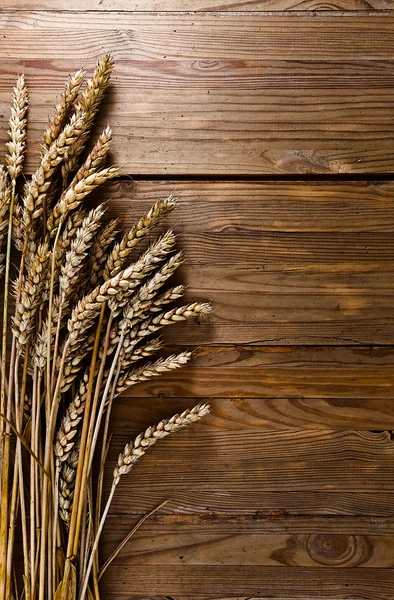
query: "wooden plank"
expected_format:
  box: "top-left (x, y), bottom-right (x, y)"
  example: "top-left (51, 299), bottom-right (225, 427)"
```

top-left (91, 179), bottom-right (394, 345)
top-left (2, 14), bottom-right (394, 174)
top-left (100, 565), bottom-right (394, 598)
top-left (106, 514), bottom-right (394, 535)
top-left (120, 346), bottom-right (394, 398)
top-left (3, 0), bottom-right (392, 11)
top-left (106, 489), bottom-right (394, 517)
top-left (101, 517), bottom-right (394, 568)
top-left (114, 396), bottom-right (394, 431)
top-left (102, 426), bottom-right (394, 515)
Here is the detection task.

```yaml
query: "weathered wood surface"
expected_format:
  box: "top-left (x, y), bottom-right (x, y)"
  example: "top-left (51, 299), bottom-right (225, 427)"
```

top-left (100, 565), bottom-right (394, 598)
top-left (103, 425), bottom-right (394, 512)
top-left (100, 516), bottom-right (394, 567)
top-left (121, 345), bottom-right (394, 398)
top-left (2, 8), bottom-right (394, 599)
top-left (3, 0), bottom-right (393, 10)
top-left (3, 14), bottom-right (394, 174)
top-left (116, 396), bottom-right (394, 429)
top-left (90, 179), bottom-right (394, 344)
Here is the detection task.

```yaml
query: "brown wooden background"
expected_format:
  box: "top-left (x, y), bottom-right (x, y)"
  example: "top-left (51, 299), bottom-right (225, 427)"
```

top-left (2, 2), bottom-right (394, 599)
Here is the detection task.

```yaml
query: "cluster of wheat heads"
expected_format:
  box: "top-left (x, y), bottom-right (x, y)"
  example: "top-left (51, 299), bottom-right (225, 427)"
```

top-left (0, 54), bottom-right (211, 600)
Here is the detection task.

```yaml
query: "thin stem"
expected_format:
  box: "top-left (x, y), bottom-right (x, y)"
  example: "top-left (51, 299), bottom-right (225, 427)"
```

top-left (87, 330), bottom-right (124, 476)
top-left (30, 364), bottom-right (38, 596)
top-left (79, 485), bottom-right (116, 600)
top-left (38, 336), bottom-right (70, 600)
top-left (95, 434), bottom-right (112, 544)
top-left (15, 352), bottom-right (30, 600)
top-left (69, 307), bottom-right (109, 560)
top-left (66, 304), bottom-right (106, 560)
top-left (98, 499), bottom-right (169, 580)
top-left (52, 467), bottom-right (60, 595)
top-left (79, 486), bottom-right (89, 586)
top-left (38, 221), bottom-right (63, 600)
top-left (0, 181), bottom-right (16, 600)
top-left (46, 222), bottom-right (62, 415)
top-left (95, 356), bottom-right (121, 542)
top-left (51, 300), bottom-right (63, 392)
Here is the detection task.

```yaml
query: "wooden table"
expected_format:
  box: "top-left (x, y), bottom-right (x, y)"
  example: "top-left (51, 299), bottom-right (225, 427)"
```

top-left (1, 2), bottom-right (394, 598)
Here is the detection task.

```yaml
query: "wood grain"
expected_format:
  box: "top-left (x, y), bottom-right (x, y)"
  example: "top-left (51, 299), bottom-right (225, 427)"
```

top-left (89, 179), bottom-right (394, 345)
top-left (102, 426), bottom-right (394, 514)
top-left (100, 517), bottom-right (394, 568)
top-left (3, 0), bottom-right (392, 11)
top-left (2, 9), bottom-right (394, 600)
top-left (104, 488), bottom-right (394, 517)
top-left (114, 396), bottom-right (394, 430)
top-left (2, 14), bottom-right (394, 174)
top-left (120, 345), bottom-right (394, 398)
top-left (100, 565), bottom-right (394, 598)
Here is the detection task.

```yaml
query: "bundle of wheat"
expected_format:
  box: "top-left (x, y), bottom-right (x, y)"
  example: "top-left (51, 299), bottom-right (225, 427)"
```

top-left (0, 54), bottom-right (211, 600)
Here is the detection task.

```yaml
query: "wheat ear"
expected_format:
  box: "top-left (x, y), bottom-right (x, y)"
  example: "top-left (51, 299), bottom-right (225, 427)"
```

top-left (11, 203), bottom-right (24, 252)
top-left (0, 169), bottom-right (11, 276)
top-left (54, 207), bottom-right (87, 280)
top-left (62, 54), bottom-right (114, 183)
top-left (107, 230), bottom-right (177, 315)
top-left (58, 443), bottom-right (80, 525)
top-left (47, 166), bottom-right (118, 235)
top-left (126, 302), bottom-right (212, 349)
top-left (12, 243), bottom-right (50, 350)
top-left (89, 217), bottom-right (120, 286)
top-left (22, 114), bottom-right (86, 234)
top-left (104, 195), bottom-right (177, 280)
top-left (54, 370), bottom-right (89, 463)
top-left (115, 350), bottom-right (193, 394)
top-left (59, 205), bottom-right (104, 300)
top-left (119, 251), bottom-right (184, 329)
top-left (115, 402), bottom-right (210, 483)
top-left (74, 125), bottom-right (113, 183)
top-left (42, 68), bottom-right (85, 152)
top-left (6, 74), bottom-right (28, 183)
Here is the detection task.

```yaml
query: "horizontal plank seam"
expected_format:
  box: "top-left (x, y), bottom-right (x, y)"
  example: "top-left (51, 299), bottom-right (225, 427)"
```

top-left (18, 173), bottom-right (394, 183)
top-left (141, 344), bottom-right (394, 350)
top-left (4, 9), bottom-right (394, 15)
top-left (106, 511), bottom-right (394, 518)
top-left (180, 342), bottom-right (394, 348)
